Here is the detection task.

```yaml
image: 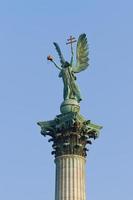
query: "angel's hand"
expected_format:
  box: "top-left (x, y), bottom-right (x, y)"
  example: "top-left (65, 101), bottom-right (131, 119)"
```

top-left (47, 56), bottom-right (62, 71)
top-left (47, 55), bottom-right (53, 62)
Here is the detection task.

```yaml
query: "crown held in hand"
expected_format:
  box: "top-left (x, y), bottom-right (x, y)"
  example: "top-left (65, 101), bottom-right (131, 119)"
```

top-left (47, 55), bottom-right (53, 61)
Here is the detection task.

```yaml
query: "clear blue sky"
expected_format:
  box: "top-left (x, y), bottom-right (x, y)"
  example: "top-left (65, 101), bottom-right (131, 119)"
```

top-left (0, 0), bottom-right (133, 199)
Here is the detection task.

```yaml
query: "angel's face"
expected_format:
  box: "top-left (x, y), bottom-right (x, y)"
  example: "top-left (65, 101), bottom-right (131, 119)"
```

top-left (63, 62), bottom-right (70, 68)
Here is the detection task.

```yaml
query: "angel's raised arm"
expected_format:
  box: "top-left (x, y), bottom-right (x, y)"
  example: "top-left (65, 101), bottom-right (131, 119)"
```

top-left (47, 55), bottom-right (62, 70)
top-left (52, 60), bottom-right (62, 70)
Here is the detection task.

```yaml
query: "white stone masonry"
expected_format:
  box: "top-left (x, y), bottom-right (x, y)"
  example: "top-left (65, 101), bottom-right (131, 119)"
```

top-left (55, 155), bottom-right (86, 200)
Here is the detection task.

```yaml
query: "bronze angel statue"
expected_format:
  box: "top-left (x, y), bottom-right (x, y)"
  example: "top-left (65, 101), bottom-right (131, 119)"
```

top-left (47, 33), bottom-right (89, 103)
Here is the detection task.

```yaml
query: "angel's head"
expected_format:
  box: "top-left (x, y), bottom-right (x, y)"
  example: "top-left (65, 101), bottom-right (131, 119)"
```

top-left (62, 61), bottom-right (70, 68)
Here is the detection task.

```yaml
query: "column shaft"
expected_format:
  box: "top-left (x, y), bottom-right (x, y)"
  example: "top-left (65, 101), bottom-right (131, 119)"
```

top-left (55, 155), bottom-right (86, 200)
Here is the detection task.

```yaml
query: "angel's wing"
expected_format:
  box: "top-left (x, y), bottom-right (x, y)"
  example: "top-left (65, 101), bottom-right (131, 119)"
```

top-left (73, 33), bottom-right (89, 73)
top-left (53, 42), bottom-right (65, 65)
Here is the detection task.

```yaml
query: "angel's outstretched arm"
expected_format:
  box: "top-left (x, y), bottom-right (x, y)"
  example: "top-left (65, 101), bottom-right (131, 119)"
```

top-left (51, 60), bottom-right (62, 70)
top-left (47, 55), bottom-right (62, 70)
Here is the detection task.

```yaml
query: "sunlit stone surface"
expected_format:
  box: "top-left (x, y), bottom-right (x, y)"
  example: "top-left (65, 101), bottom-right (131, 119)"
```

top-left (55, 155), bottom-right (86, 200)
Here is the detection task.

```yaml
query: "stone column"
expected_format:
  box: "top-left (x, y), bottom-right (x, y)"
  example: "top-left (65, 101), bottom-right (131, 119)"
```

top-left (55, 155), bottom-right (86, 200)
top-left (37, 102), bottom-right (102, 200)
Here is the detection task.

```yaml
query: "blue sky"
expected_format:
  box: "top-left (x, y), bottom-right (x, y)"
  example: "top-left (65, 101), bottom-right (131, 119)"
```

top-left (0, 0), bottom-right (133, 199)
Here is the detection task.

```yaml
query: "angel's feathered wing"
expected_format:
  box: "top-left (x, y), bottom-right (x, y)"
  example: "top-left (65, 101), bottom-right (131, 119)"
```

top-left (73, 33), bottom-right (89, 73)
top-left (53, 42), bottom-right (65, 65)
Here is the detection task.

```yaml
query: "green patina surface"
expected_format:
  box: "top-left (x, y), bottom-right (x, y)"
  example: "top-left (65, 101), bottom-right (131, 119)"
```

top-left (50, 33), bottom-right (89, 103)
top-left (37, 103), bottom-right (102, 157)
top-left (37, 33), bottom-right (102, 158)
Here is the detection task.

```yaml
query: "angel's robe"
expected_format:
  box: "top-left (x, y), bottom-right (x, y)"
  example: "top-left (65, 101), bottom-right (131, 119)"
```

top-left (59, 66), bottom-right (82, 102)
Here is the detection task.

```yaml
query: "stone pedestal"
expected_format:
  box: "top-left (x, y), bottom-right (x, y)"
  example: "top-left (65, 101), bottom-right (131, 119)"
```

top-left (37, 108), bottom-right (102, 200)
top-left (55, 155), bottom-right (86, 200)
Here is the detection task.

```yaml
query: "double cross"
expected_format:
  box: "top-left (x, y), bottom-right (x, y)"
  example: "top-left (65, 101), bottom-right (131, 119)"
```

top-left (66, 35), bottom-right (77, 55)
top-left (66, 35), bottom-right (77, 45)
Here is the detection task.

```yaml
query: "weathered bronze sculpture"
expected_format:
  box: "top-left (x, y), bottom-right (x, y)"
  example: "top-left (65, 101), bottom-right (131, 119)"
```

top-left (48, 34), bottom-right (89, 103)
top-left (37, 34), bottom-right (102, 200)
top-left (38, 33), bottom-right (102, 158)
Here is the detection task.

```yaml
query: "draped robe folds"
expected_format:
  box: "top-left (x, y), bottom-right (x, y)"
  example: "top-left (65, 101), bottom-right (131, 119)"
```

top-left (59, 66), bottom-right (82, 102)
